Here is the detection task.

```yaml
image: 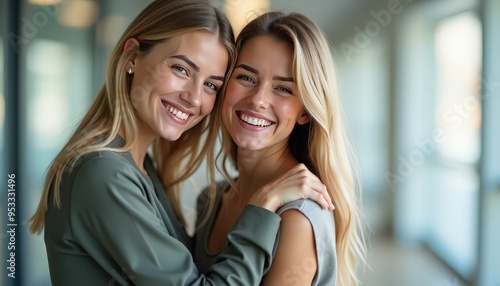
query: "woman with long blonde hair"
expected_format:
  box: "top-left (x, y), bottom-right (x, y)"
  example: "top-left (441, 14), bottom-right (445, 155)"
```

top-left (194, 11), bottom-right (366, 285)
top-left (28, 2), bottom-right (333, 285)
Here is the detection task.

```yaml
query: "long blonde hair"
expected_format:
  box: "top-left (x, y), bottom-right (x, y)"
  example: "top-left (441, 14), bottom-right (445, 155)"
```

top-left (29, 0), bottom-right (235, 233)
top-left (218, 12), bottom-right (366, 285)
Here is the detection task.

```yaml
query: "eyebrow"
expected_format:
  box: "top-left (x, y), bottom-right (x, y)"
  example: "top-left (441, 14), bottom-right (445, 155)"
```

top-left (172, 55), bottom-right (199, 72)
top-left (235, 64), bottom-right (258, 74)
top-left (235, 64), bottom-right (294, 82)
top-left (172, 55), bottom-right (224, 82)
top-left (273, 75), bottom-right (294, 82)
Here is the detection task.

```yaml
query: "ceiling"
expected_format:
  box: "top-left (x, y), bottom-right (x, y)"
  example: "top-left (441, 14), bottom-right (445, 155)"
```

top-left (216, 0), bottom-right (396, 42)
top-left (270, 0), bottom-right (389, 40)
top-left (219, 0), bottom-right (478, 44)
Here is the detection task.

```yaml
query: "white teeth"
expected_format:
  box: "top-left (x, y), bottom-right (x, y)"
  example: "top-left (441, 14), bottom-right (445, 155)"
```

top-left (240, 113), bottom-right (272, 127)
top-left (167, 105), bottom-right (189, 120)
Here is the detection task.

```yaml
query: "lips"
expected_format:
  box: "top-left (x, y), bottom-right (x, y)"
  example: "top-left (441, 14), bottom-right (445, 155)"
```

top-left (161, 100), bottom-right (189, 120)
top-left (238, 112), bottom-right (273, 127)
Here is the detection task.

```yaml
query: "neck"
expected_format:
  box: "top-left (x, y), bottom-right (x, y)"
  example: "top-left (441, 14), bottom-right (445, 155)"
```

top-left (235, 145), bottom-right (299, 201)
top-left (121, 124), bottom-right (156, 175)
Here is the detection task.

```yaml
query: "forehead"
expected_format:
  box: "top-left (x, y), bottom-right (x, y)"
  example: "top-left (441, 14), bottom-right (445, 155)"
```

top-left (146, 31), bottom-right (229, 73)
top-left (237, 35), bottom-right (294, 73)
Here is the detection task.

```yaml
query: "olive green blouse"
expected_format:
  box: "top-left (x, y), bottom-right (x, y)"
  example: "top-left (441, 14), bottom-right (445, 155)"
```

top-left (44, 137), bottom-right (280, 285)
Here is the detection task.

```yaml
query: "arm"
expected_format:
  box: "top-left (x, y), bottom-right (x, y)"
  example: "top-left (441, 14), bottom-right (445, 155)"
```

top-left (261, 210), bottom-right (317, 286)
top-left (71, 155), bottom-right (280, 286)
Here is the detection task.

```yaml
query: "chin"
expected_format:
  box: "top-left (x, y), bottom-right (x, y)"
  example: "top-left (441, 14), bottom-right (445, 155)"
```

top-left (237, 141), bottom-right (262, 151)
top-left (159, 130), bottom-right (183, 142)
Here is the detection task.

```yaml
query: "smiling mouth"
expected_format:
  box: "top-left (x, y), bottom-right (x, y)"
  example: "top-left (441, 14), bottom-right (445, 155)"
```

top-left (162, 100), bottom-right (189, 120)
top-left (239, 112), bottom-right (273, 127)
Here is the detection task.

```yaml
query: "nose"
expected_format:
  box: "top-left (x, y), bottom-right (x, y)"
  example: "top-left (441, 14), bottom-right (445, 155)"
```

top-left (180, 81), bottom-right (202, 107)
top-left (247, 84), bottom-right (270, 109)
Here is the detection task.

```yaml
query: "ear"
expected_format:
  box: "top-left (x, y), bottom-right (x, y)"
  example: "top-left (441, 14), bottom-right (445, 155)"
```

top-left (297, 111), bottom-right (311, 125)
top-left (123, 38), bottom-right (140, 71)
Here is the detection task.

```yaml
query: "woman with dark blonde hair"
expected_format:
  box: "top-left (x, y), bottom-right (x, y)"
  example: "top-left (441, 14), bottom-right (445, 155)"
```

top-left (194, 11), bottom-right (366, 285)
top-left (29, 1), bottom-right (333, 285)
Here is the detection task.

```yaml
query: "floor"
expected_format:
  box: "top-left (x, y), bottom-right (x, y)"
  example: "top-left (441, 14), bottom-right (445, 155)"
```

top-left (358, 235), bottom-right (467, 286)
top-left (355, 193), bottom-right (471, 286)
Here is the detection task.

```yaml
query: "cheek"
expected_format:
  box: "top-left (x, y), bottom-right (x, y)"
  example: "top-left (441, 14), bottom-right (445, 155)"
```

top-left (223, 83), bottom-right (245, 107)
top-left (221, 93), bottom-right (232, 112)
top-left (129, 87), bottom-right (148, 109)
top-left (221, 93), bottom-right (240, 123)
top-left (221, 91), bottom-right (239, 127)
top-left (277, 100), bottom-right (305, 121)
top-left (129, 72), bottom-right (163, 105)
top-left (138, 63), bottom-right (178, 94)
top-left (200, 95), bottom-right (217, 116)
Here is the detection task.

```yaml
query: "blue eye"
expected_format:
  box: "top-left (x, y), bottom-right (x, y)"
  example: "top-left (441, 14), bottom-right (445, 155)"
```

top-left (237, 75), bottom-right (255, 83)
top-left (172, 65), bottom-right (188, 75)
top-left (276, 86), bottom-right (293, 94)
top-left (204, 82), bottom-right (219, 92)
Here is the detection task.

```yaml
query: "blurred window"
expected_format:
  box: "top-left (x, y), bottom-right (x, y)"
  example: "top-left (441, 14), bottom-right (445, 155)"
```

top-left (427, 12), bottom-right (481, 279)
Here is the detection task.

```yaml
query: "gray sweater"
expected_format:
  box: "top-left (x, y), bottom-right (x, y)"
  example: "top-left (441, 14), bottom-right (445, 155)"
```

top-left (193, 180), bottom-right (337, 285)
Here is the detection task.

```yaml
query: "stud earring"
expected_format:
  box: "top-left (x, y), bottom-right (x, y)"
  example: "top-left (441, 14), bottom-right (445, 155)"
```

top-left (127, 68), bottom-right (133, 75)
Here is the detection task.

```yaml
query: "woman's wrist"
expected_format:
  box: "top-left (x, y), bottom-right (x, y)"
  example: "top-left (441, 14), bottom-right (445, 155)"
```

top-left (248, 188), bottom-right (279, 212)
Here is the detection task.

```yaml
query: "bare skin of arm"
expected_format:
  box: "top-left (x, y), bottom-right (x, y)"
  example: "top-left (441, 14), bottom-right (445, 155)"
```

top-left (261, 209), bottom-right (318, 286)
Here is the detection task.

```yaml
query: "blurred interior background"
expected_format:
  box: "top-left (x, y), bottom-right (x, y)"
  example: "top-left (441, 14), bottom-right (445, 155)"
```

top-left (1, 0), bottom-right (499, 285)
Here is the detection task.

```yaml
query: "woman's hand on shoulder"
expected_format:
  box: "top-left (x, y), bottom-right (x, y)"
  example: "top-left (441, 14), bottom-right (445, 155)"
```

top-left (248, 163), bottom-right (333, 212)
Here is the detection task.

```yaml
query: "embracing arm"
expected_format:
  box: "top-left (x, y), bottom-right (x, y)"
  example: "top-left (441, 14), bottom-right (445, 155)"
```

top-left (70, 155), bottom-right (280, 286)
top-left (261, 210), bottom-right (317, 286)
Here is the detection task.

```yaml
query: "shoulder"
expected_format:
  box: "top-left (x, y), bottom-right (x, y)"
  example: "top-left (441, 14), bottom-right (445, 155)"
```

top-left (277, 199), bottom-right (336, 237)
top-left (261, 204), bottom-right (318, 285)
top-left (66, 151), bottom-right (145, 205)
top-left (278, 209), bottom-right (314, 237)
top-left (276, 201), bottom-right (317, 246)
top-left (277, 199), bottom-right (332, 219)
top-left (70, 152), bottom-right (138, 187)
top-left (72, 151), bottom-right (130, 178)
top-left (271, 201), bottom-right (337, 285)
top-left (62, 151), bottom-right (162, 230)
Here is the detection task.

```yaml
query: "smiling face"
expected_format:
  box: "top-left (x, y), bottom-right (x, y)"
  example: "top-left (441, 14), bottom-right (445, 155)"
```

top-left (126, 31), bottom-right (229, 143)
top-left (222, 35), bottom-right (310, 152)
